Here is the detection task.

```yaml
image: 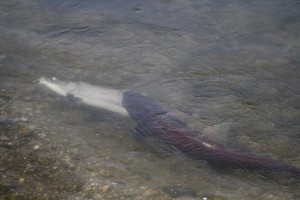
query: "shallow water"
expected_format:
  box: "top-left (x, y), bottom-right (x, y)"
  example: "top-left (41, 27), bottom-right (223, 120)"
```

top-left (1, 0), bottom-right (300, 199)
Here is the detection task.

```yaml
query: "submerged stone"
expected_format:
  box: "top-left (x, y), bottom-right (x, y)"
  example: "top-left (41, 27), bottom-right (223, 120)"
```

top-left (162, 185), bottom-right (197, 198)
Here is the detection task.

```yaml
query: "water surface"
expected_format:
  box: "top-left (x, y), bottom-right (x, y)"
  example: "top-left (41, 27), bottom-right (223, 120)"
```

top-left (0, 0), bottom-right (300, 199)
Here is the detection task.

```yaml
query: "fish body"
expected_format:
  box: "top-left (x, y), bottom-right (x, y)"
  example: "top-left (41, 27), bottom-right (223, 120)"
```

top-left (123, 91), bottom-right (300, 176)
top-left (39, 77), bottom-right (300, 177)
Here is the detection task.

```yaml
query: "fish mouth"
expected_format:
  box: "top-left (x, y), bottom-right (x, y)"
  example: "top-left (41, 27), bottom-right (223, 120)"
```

top-left (39, 77), bottom-right (70, 96)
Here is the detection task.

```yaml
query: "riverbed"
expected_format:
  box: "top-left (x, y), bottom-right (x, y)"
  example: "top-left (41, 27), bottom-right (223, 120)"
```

top-left (0, 0), bottom-right (299, 199)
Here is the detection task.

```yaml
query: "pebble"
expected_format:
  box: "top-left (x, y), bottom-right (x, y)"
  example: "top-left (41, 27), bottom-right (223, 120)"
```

top-left (162, 185), bottom-right (198, 198)
top-left (0, 135), bottom-right (10, 141)
top-left (100, 184), bottom-right (111, 193)
top-left (0, 54), bottom-right (6, 60)
top-left (19, 178), bottom-right (25, 183)
top-left (38, 133), bottom-right (47, 138)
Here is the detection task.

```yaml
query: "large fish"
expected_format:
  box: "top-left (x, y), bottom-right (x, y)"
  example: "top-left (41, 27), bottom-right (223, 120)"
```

top-left (39, 77), bottom-right (300, 178)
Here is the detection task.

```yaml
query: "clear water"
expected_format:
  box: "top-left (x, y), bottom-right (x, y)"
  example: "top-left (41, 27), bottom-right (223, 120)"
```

top-left (0, 0), bottom-right (299, 199)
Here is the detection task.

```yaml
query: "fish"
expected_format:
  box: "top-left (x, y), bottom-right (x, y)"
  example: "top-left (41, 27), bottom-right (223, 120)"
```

top-left (39, 77), bottom-right (128, 116)
top-left (39, 77), bottom-right (300, 178)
